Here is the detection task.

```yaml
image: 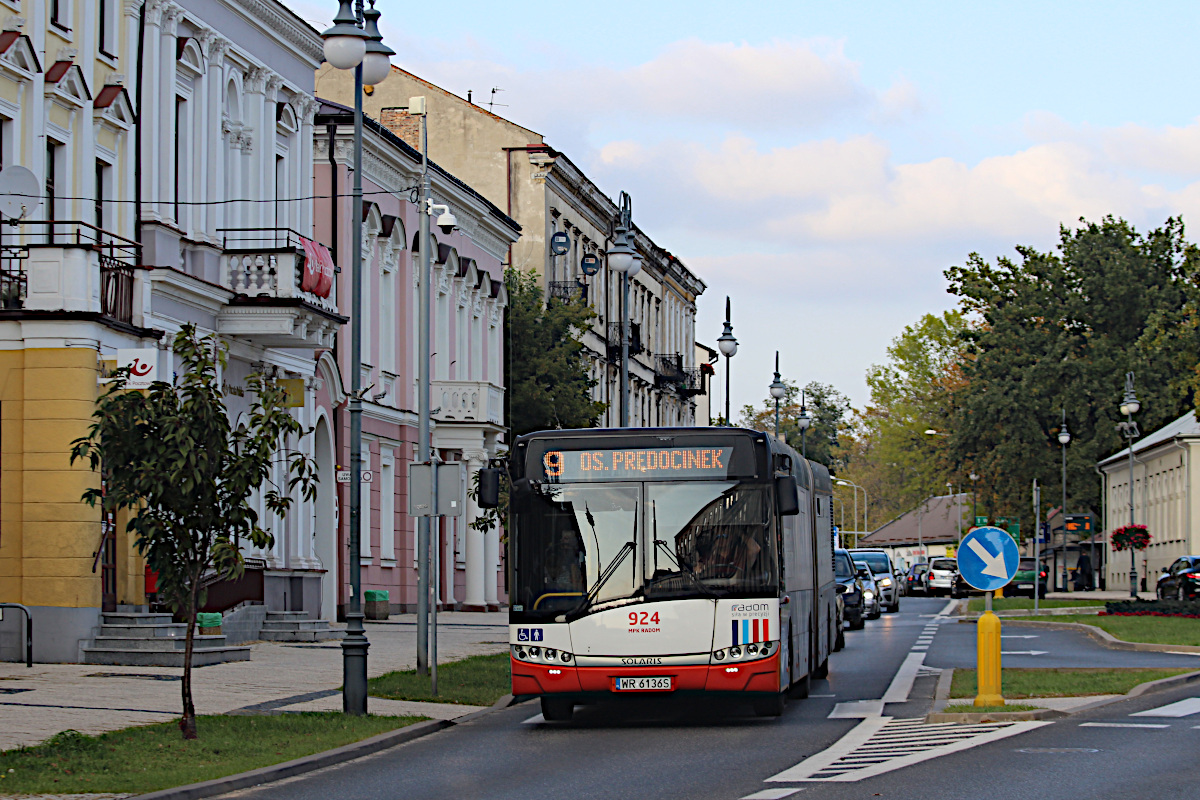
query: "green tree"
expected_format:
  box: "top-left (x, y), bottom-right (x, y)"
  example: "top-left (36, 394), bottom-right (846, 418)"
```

top-left (70, 326), bottom-right (316, 739)
top-left (739, 380), bottom-right (851, 469)
top-left (945, 216), bottom-right (1196, 523)
top-left (838, 311), bottom-right (969, 526)
top-left (507, 267), bottom-right (606, 435)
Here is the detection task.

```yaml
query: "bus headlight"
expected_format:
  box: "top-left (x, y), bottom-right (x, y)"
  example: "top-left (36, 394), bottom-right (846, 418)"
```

top-left (711, 641), bottom-right (777, 664)
top-left (512, 645), bottom-right (573, 665)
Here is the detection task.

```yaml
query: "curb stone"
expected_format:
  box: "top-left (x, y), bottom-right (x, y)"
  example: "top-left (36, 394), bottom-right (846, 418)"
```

top-left (990, 618), bottom-right (1200, 653)
top-left (130, 693), bottom-right (516, 800)
top-left (925, 667), bottom-right (1200, 725)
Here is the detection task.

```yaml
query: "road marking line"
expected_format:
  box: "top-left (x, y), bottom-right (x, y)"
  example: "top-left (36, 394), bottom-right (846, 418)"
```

top-left (523, 714), bottom-right (545, 724)
top-left (1079, 722), bottom-right (1169, 729)
top-left (1002, 635), bottom-right (1039, 639)
top-left (938, 599), bottom-right (958, 616)
top-left (742, 788), bottom-right (802, 799)
top-left (810, 694), bottom-right (837, 698)
top-left (1131, 698), bottom-right (1200, 717)
top-left (829, 700), bottom-right (884, 719)
top-left (882, 652), bottom-right (926, 703)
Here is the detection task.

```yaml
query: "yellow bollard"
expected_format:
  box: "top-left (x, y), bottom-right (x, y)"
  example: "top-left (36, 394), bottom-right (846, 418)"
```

top-left (975, 591), bottom-right (1004, 707)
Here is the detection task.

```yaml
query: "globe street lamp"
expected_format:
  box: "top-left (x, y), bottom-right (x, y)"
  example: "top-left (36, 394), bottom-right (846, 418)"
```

top-left (769, 351), bottom-right (786, 439)
top-left (797, 390), bottom-right (811, 460)
top-left (607, 192), bottom-right (637, 427)
top-left (321, 0), bottom-right (391, 716)
top-left (716, 297), bottom-right (737, 425)
top-left (1058, 409), bottom-right (1071, 593)
top-left (1117, 372), bottom-right (1141, 598)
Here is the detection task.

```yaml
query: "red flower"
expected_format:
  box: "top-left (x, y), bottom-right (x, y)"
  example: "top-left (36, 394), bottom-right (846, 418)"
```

top-left (1110, 524), bottom-right (1151, 551)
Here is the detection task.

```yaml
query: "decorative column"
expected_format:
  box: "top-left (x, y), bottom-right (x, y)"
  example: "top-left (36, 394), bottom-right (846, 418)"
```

top-left (293, 96), bottom-right (318, 236)
top-left (242, 66), bottom-right (269, 231)
top-left (205, 37), bottom-right (229, 237)
top-left (158, 2), bottom-right (183, 226)
top-left (462, 449), bottom-right (487, 610)
top-left (262, 73), bottom-right (284, 229)
top-left (139, 0), bottom-right (165, 222)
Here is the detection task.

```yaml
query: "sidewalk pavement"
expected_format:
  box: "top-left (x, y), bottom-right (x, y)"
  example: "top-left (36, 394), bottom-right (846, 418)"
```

top-left (0, 612), bottom-right (509, 751)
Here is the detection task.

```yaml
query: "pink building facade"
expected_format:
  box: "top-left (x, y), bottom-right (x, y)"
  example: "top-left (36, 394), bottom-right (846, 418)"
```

top-left (312, 100), bottom-right (517, 617)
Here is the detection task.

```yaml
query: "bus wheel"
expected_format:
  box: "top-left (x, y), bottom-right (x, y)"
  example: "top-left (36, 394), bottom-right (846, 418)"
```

top-left (813, 657), bottom-right (829, 680)
top-left (753, 694), bottom-right (785, 717)
top-left (540, 696), bottom-right (574, 722)
top-left (834, 627), bottom-right (845, 652)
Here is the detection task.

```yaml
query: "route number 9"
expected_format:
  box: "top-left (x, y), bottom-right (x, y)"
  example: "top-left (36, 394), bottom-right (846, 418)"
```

top-left (544, 451), bottom-right (564, 477)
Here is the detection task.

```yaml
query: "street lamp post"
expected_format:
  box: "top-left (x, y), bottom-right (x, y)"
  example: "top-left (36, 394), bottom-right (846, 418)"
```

top-left (835, 478), bottom-right (867, 543)
top-left (797, 390), bottom-right (811, 460)
top-left (320, 0), bottom-right (392, 716)
top-left (1058, 409), bottom-right (1071, 593)
top-left (769, 351), bottom-right (786, 440)
top-left (969, 472), bottom-right (980, 522)
top-left (606, 192), bottom-right (638, 427)
top-left (1117, 372), bottom-right (1141, 598)
top-left (716, 297), bottom-right (737, 425)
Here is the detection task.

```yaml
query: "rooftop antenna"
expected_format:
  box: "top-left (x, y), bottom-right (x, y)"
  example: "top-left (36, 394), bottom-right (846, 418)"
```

top-left (488, 87), bottom-right (507, 113)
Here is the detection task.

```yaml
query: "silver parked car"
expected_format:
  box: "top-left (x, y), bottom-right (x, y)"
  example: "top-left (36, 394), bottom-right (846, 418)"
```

top-left (853, 560), bottom-right (883, 620)
top-left (925, 557), bottom-right (958, 597)
top-left (848, 548), bottom-right (900, 613)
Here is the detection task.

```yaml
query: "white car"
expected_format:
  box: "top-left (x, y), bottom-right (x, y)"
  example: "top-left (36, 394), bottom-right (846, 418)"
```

top-left (925, 557), bottom-right (958, 596)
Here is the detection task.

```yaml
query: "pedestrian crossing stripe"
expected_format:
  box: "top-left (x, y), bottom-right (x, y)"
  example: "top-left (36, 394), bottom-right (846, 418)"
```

top-left (1131, 697), bottom-right (1200, 718)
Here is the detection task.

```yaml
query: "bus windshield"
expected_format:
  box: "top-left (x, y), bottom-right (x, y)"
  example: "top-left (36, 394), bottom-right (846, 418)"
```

top-left (511, 480), bottom-right (777, 620)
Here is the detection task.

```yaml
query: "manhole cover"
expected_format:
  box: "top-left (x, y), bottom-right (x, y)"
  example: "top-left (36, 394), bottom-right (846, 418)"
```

top-left (1017, 748), bottom-right (1101, 754)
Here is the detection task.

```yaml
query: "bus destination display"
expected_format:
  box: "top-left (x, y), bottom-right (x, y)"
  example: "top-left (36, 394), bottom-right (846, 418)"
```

top-left (542, 447), bottom-right (732, 481)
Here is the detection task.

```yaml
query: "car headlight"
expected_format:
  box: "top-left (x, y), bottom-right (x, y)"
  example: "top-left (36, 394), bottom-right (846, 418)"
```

top-left (879, 578), bottom-right (892, 587)
top-left (864, 591), bottom-right (874, 601)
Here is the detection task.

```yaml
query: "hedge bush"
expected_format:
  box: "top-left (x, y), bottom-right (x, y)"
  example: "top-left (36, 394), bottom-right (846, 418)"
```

top-left (1103, 599), bottom-right (1200, 618)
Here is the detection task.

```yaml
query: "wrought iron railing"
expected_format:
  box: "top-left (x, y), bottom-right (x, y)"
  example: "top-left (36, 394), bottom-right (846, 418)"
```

top-left (0, 245), bottom-right (28, 309)
top-left (15, 219), bottom-right (140, 265)
top-left (654, 353), bottom-right (687, 383)
top-left (606, 321), bottom-right (643, 358)
top-left (100, 254), bottom-right (135, 323)
top-left (547, 281), bottom-right (584, 302)
top-left (676, 367), bottom-right (707, 397)
top-left (217, 227), bottom-right (305, 252)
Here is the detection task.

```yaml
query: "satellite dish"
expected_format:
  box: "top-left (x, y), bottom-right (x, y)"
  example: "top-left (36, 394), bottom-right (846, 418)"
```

top-left (0, 167), bottom-right (42, 220)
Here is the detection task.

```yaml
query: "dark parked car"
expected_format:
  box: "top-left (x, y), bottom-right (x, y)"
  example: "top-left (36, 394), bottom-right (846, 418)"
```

top-left (905, 563), bottom-right (929, 597)
top-left (1157, 555), bottom-right (1200, 601)
top-left (951, 571), bottom-right (985, 598)
top-left (835, 548), bottom-right (868, 630)
top-left (1010, 558), bottom-right (1048, 598)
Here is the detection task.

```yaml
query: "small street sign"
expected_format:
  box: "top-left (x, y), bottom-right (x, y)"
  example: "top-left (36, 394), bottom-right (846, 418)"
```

top-left (337, 470), bottom-right (351, 483)
top-left (361, 470), bottom-right (373, 483)
top-left (337, 470), bottom-right (372, 483)
top-left (958, 526), bottom-right (1020, 592)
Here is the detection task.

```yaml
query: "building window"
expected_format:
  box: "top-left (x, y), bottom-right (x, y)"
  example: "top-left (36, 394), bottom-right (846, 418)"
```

top-left (95, 160), bottom-right (110, 233)
top-left (173, 97), bottom-right (184, 223)
top-left (50, 0), bottom-right (68, 29)
top-left (98, 0), bottom-right (116, 56)
top-left (380, 456), bottom-right (395, 564)
top-left (45, 141), bottom-right (59, 244)
top-left (274, 154), bottom-right (284, 229)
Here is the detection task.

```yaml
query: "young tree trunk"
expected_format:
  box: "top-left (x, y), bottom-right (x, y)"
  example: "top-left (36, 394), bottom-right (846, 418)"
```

top-left (179, 583), bottom-right (199, 740)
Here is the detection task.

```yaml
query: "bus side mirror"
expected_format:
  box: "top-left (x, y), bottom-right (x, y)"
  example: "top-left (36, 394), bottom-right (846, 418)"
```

top-left (478, 468), bottom-right (501, 509)
top-left (836, 583), bottom-right (847, 595)
top-left (776, 475), bottom-right (799, 516)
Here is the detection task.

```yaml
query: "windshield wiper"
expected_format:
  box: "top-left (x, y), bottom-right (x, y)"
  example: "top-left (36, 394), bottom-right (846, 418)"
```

top-left (584, 511), bottom-right (637, 608)
top-left (648, 500), bottom-right (716, 598)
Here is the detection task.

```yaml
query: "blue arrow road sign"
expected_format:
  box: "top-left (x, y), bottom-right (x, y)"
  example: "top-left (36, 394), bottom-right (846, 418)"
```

top-left (958, 526), bottom-right (1020, 592)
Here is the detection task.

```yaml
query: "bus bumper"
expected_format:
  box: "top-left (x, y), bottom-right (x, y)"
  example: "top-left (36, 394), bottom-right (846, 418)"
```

top-left (511, 653), bottom-right (780, 696)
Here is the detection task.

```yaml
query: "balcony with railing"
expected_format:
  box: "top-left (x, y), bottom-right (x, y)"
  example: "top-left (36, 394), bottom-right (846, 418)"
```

top-left (606, 321), bottom-right (644, 360)
top-left (0, 221), bottom-right (142, 327)
top-left (653, 353), bottom-right (687, 387)
top-left (547, 280), bottom-right (586, 303)
top-left (432, 380), bottom-right (504, 425)
top-left (216, 228), bottom-right (342, 349)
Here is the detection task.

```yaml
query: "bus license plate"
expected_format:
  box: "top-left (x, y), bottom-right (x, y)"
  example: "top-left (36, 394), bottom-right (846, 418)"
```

top-left (614, 676), bottom-right (672, 691)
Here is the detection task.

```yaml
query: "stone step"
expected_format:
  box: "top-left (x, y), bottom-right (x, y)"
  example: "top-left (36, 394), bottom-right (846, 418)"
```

top-left (258, 628), bottom-right (343, 642)
top-left (98, 623), bottom-right (189, 638)
top-left (92, 634), bottom-right (230, 651)
top-left (260, 620), bottom-right (326, 631)
top-left (100, 613), bottom-right (175, 626)
top-left (82, 645), bottom-right (252, 667)
top-left (265, 611), bottom-right (311, 620)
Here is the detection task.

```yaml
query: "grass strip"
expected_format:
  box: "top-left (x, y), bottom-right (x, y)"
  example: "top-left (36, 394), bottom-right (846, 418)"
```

top-left (368, 652), bottom-right (510, 706)
top-left (941, 704), bottom-right (1042, 713)
top-left (949, 667), bottom-right (1192, 699)
top-left (1007, 613), bottom-right (1200, 646)
top-left (967, 597), bottom-right (1108, 613)
top-left (0, 712), bottom-right (423, 796)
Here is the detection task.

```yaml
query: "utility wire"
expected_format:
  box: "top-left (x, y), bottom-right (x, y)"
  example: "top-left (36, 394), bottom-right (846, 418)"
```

top-left (3, 187), bottom-right (421, 206)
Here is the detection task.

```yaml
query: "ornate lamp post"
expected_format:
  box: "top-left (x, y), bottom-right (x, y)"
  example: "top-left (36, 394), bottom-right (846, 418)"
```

top-left (769, 351), bottom-right (786, 439)
top-left (797, 390), bottom-right (811, 460)
top-left (1116, 372), bottom-right (1141, 598)
top-left (1058, 410), bottom-right (1071, 592)
top-left (835, 478), bottom-right (867, 545)
top-left (320, 0), bottom-right (392, 716)
top-left (716, 297), bottom-right (737, 425)
top-left (607, 192), bottom-right (638, 428)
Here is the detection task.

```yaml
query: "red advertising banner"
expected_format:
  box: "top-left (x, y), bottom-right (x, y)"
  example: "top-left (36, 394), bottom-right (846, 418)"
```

top-left (299, 236), bottom-right (335, 298)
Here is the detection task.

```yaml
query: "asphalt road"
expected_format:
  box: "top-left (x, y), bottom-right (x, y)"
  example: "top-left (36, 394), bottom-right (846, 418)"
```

top-left (218, 597), bottom-right (1200, 800)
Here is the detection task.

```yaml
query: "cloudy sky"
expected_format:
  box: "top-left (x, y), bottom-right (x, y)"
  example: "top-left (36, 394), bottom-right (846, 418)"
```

top-left (300, 0), bottom-right (1200, 413)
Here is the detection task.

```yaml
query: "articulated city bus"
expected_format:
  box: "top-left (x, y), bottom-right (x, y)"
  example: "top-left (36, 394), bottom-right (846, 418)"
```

top-left (501, 427), bottom-right (836, 721)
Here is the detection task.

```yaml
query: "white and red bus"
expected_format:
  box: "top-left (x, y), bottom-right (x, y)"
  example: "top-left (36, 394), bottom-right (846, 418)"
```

top-left (498, 427), bottom-right (837, 721)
